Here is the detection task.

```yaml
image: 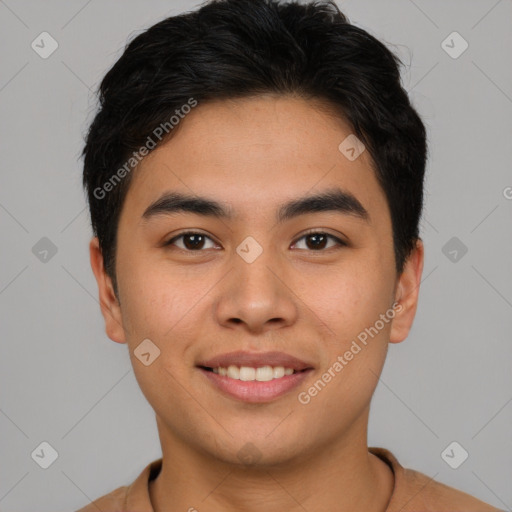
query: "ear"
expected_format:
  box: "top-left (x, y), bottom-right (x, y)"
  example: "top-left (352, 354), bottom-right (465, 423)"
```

top-left (89, 236), bottom-right (126, 344)
top-left (389, 238), bottom-right (424, 344)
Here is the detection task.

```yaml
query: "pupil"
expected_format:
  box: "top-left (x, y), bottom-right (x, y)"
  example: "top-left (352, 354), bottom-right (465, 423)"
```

top-left (184, 234), bottom-right (204, 250)
top-left (307, 233), bottom-right (326, 250)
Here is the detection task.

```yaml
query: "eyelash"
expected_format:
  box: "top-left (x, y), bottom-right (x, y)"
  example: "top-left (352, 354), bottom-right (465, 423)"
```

top-left (164, 229), bottom-right (347, 252)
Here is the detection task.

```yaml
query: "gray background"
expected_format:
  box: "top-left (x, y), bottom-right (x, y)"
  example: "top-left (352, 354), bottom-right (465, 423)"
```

top-left (0, 0), bottom-right (511, 510)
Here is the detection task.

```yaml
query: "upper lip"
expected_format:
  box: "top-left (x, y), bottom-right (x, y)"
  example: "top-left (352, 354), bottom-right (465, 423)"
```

top-left (198, 351), bottom-right (314, 371)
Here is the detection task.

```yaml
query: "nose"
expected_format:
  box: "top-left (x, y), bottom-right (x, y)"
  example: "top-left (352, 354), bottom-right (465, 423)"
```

top-left (214, 246), bottom-right (298, 334)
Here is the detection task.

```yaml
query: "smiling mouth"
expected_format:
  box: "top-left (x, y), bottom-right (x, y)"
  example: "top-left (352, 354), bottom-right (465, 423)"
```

top-left (196, 350), bottom-right (314, 402)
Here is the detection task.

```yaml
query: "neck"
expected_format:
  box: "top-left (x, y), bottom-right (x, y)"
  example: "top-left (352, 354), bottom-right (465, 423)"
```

top-left (149, 414), bottom-right (394, 512)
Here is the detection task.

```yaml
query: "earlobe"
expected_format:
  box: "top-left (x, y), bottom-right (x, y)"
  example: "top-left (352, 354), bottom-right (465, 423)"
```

top-left (389, 239), bottom-right (424, 344)
top-left (89, 237), bottom-right (127, 344)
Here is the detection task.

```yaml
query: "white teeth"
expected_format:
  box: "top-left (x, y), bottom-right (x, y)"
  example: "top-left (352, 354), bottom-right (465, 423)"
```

top-left (227, 365), bottom-right (240, 379)
top-left (239, 367), bottom-right (256, 381)
top-left (212, 365), bottom-right (297, 381)
top-left (273, 366), bottom-right (285, 378)
top-left (256, 366), bottom-right (274, 381)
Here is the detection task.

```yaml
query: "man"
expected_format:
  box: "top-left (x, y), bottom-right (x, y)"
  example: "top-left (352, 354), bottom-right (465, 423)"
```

top-left (77, 0), bottom-right (502, 510)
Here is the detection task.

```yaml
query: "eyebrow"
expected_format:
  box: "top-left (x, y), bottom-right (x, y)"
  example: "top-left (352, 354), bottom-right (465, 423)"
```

top-left (141, 187), bottom-right (369, 224)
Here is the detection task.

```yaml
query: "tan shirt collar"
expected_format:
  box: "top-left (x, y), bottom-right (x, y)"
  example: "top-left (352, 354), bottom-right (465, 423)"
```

top-left (118, 446), bottom-right (501, 512)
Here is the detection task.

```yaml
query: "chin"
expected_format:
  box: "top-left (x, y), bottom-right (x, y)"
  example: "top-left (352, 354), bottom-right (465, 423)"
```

top-left (203, 434), bottom-right (308, 468)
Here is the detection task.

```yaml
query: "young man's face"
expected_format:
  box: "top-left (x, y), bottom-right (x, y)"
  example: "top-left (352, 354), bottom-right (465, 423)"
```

top-left (91, 95), bottom-right (423, 466)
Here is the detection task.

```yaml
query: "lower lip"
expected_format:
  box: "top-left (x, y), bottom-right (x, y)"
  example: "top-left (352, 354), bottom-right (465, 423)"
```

top-left (199, 368), bottom-right (313, 403)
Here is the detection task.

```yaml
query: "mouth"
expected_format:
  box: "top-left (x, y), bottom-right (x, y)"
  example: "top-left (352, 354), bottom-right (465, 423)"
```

top-left (197, 351), bottom-right (314, 403)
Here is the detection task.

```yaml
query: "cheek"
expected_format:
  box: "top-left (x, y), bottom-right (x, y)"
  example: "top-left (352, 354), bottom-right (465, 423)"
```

top-left (117, 254), bottom-right (202, 354)
top-left (308, 270), bottom-right (392, 410)
top-left (310, 261), bottom-right (392, 334)
top-left (119, 262), bottom-right (203, 411)
top-left (303, 258), bottom-right (395, 404)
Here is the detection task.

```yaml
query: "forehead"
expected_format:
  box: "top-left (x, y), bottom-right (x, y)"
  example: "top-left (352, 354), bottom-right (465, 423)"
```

top-left (122, 95), bottom-right (387, 222)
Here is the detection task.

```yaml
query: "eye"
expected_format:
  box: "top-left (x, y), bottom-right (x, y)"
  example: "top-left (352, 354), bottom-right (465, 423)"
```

top-left (292, 230), bottom-right (346, 251)
top-left (164, 230), bottom-right (346, 252)
top-left (164, 231), bottom-right (218, 251)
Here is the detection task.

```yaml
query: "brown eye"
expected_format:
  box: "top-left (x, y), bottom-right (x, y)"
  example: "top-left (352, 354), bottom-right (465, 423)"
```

top-left (165, 232), bottom-right (217, 251)
top-left (292, 231), bottom-right (346, 251)
top-left (165, 230), bottom-right (346, 252)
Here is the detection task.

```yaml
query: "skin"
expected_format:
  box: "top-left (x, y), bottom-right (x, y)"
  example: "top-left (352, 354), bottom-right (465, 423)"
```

top-left (90, 95), bottom-right (424, 512)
